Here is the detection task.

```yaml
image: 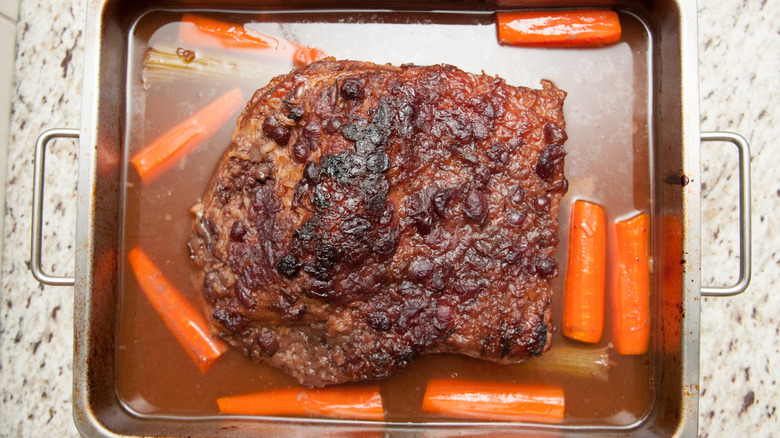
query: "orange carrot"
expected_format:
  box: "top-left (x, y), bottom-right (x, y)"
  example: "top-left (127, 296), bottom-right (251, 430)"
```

top-left (422, 379), bottom-right (565, 423)
top-left (217, 385), bottom-right (385, 421)
top-left (293, 45), bottom-right (328, 68)
top-left (179, 14), bottom-right (279, 50)
top-left (612, 213), bottom-right (651, 355)
top-left (496, 10), bottom-right (621, 48)
top-left (562, 200), bottom-right (607, 343)
top-left (127, 247), bottom-right (228, 373)
top-left (130, 87), bottom-right (243, 184)
top-left (179, 14), bottom-right (327, 67)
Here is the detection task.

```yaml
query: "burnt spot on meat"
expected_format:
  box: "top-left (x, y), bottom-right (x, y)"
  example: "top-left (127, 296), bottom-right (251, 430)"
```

top-left (286, 104), bottom-right (305, 121)
top-left (526, 323), bottom-right (548, 357)
top-left (499, 323), bottom-right (520, 358)
top-left (320, 154), bottom-right (348, 181)
top-left (304, 243), bottom-right (342, 281)
top-left (366, 152), bottom-right (392, 173)
top-left (277, 254), bottom-right (301, 279)
top-left (342, 124), bottom-right (363, 142)
top-left (294, 217), bottom-right (321, 242)
top-left (339, 215), bottom-right (372, 237)
top-left (262, 115), bottom-right (291, 146)
top-left (311, 187), bottom-right (330, 211)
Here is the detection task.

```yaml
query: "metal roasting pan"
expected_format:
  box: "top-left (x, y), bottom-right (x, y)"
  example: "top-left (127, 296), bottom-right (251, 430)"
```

top-left (30, 0), bottom-right (752, 436)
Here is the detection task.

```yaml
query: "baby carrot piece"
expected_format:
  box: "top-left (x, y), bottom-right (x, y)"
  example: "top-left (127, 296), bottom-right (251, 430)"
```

top-left (422, 379), bottom-right (565, 423)
top-left (612, 213), bottom-right (651, 355)
top-left (179, 14), bottom-right (327, 66)
top-left (217, 385), bottom-right (385, 421)
top-left (130, 87), bottom-right (243, 184)
top-left (562, 200), bottom-right (607, 343)
top-left (127, 247), bottom-right (228, 373)
top-left (179, 14), bottom-right (279, 50)
top-left (496, 9), bottom-right (621, 48)
top-left (293, 46), bottom-right (328, 68)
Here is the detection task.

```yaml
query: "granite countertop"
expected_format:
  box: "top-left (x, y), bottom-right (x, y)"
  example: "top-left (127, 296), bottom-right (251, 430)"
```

top-left (0, 0), bottom-right (778, 436)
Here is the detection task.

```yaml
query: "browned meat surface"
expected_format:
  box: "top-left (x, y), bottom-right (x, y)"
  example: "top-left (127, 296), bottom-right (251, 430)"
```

top-left (189, 60), bottom-right (568, 387)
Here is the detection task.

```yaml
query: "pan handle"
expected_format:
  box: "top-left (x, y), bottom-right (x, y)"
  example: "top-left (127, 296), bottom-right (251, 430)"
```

top-left (700, 131), bottom-right (751, 297)
top-left (31, 128), bottom-right (79, 286)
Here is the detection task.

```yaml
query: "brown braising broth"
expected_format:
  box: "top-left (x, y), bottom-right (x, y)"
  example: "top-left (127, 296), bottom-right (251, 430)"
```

top-left (118, 9), bottom-right (654, 425)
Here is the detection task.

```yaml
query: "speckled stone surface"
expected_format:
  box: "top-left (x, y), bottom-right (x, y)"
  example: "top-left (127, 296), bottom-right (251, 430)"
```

top-left (0, 0), bottom-right (84, 436)
top-left (697, 0), bottom-right (780, 436)
top-left (0, 0), bottom-right (777, 436)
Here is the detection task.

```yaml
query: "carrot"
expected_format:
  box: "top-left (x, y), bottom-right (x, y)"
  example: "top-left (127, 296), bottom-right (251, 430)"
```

top-left (127, 247), bottom-right (228, 373)
top-left (179, 14), bottom-right (279, 50)
top-left (217, 385), bottom-right (385, 421)
top-left (612, 213), bottom-right (651, 355)
top-left (562, 200), bottom-right (607, 344)
top-left (422, 379), bottom-right (564, 423)
top-left (179, 14), bottom-right (327, 67)
top-left (130, 87), bottom-right (243, 184)
top-left (293, 45), bottom-right (328, 68)
top-left (496, 9), bottom-right (621, 48)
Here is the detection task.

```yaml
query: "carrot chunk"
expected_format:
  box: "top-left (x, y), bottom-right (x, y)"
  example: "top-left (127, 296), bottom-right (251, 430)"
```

top-left (293, 46), bottom-right (328, 68)
top-left (497, 9), bottom-right (622, 48)
top-left (130, 87), bottom-right (244, 184)
top-left (612, 213), bottom-right (651, 355)
top-left (178, 14), bottom-right (327, 67)
top-left (562, 200), bottom-right (607, 343)
top-left (127, 247), bottom-right (228, 373)
top-left (217, 385), bottom-right (385, 421)
top-left (179, 13), bottom-right (280, 50)
top-left (422, 379), bottom-right (565, 423)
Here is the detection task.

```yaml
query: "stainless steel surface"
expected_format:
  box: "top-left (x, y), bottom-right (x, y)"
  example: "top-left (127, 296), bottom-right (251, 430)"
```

top-left (31, 128), bottom-right (79, 286)
top-left (65, 0), bottom-right (705, 436)
top-left (699, 131), bottom-right (752, 297)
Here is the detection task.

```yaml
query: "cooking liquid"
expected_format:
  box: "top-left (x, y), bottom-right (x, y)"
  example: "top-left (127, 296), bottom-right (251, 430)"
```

top-left (118, 9), bottom-right (654, 426)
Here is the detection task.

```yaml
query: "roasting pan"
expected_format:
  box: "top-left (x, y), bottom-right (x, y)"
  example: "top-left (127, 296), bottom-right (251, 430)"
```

top-left (30, 0), bottom-right (752, 436)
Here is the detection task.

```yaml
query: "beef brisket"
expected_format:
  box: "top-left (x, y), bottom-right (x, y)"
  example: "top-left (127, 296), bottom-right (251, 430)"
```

top-left (189, 60), bottom-right (568, 387)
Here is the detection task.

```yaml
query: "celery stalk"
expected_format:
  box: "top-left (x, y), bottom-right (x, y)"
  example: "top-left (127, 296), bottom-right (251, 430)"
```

top-left (517, 345), bottom-right (611, 382)
top-left (142, 44), bottom-right (285, 88)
